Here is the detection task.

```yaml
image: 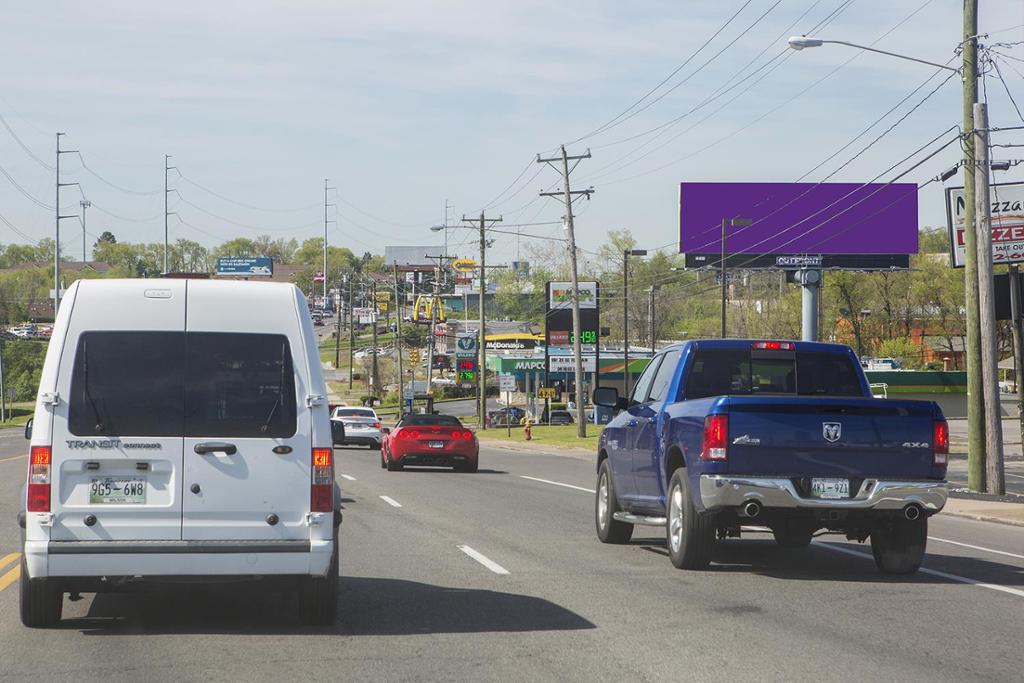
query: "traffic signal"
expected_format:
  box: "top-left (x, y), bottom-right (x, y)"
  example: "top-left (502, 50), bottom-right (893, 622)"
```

top-left (409, 348), bottom-right (421, 364)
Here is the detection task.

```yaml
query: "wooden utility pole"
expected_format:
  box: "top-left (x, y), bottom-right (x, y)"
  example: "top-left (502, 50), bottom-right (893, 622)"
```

top-left (461, 213), bottom-right (502, 428)
top-left (974, 102), bottom-right (1005, 495)
top-left (538, 146), bottom-right (594, 439)
top-left (962, 0), bottom-right (986, 492)
top-left (370, 279), bottom-right (380, 395)
top-left (348, 277), bottom-right (356, 391)
top-left (1010, 265), bottom-right (1024, 452)
top-left (648, 286), bottom-right (658, 353)
top-left (335, 274), bottom-right (345, 370)
top-left (394, 265), bottom-right (405, 416)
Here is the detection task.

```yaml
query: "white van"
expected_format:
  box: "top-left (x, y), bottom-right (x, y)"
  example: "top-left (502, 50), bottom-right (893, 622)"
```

top-left (19, 279), bottom-right (339, 627)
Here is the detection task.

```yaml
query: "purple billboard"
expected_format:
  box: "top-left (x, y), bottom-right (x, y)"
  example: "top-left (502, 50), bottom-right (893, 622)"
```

top-left (679, 182), bottom-right (918, 269)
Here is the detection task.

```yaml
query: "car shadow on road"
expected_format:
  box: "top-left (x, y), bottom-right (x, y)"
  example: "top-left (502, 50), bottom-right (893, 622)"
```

top-left (628, 536), bottom-right (1024, 586)
top-left (68, 577), bottom-right (595, 636)
top-left (390, 467), bottom-right (509, 475)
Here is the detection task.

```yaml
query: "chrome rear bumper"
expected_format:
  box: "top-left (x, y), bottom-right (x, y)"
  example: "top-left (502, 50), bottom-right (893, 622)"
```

top-left (699, 475), bottom-right (947, 513)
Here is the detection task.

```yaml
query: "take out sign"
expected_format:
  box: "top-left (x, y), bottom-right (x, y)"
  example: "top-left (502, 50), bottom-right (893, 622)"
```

top-left (946, 182), bottom-right (1024, 267)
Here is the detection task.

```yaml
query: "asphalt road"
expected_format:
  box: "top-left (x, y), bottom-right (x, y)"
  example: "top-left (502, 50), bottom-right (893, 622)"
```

top-left (2, 433), bottom-right (1024, 681)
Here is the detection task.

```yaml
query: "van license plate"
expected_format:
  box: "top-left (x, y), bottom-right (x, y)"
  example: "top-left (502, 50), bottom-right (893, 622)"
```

top-left (810, 478), bottom-right (849, 499)
top-left (90, 477), bottom-right (146, 504)
top-left (428, 441), bottom-right (445, 449)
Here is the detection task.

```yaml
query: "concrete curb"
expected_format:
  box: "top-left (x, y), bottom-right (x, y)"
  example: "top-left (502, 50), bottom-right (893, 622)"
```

top-left (940, 510), bottom-right (1024, 528)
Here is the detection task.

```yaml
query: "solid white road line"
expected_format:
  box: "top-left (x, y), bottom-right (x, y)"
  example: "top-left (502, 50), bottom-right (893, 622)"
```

top-left (929, 536), bottom-right (1024, 561)
top-left (379, 495), bottom-right (402, 508)
top-left (817, 542), bottom-right (1024, 599)
top-left (457, 545), bottom-right (510, 575)
top-left (340, 474), bottom-right (356, 481)
top-left (520, 475), bottom-right (595, 494)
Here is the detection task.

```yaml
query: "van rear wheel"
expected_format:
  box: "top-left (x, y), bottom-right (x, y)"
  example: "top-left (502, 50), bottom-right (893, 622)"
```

top-left (19, 555), bottom-right (62, 628)
top-left (299, 533), bottom-right (338, 626)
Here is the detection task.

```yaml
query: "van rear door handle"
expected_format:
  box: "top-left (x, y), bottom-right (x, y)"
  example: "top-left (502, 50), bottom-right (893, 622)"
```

top-left (194, 442), bottom-right (237, 455)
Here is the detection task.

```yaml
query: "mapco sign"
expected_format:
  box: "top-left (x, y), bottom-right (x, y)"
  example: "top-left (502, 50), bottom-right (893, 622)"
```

top-left (946, 182), bottom-right (1024, 267)
top-left (547, 281), bottom-right (598, 310)
top-left (451, 258), bottom-right (478, 273)
top-left (216, 257), bottom-right (273, 276)
top-left (455, 333), bottom-right (478, 357)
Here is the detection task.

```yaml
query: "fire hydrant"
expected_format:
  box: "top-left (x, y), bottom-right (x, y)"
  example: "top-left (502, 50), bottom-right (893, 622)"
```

top-left (523, 418), bottom-right (533, 441)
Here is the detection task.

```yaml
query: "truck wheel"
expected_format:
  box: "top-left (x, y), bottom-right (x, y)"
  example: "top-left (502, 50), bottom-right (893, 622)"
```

top-left (871, 517), bottom-right (927, 574)
top-left (299, 531), bottom-right (339, 626)
top-left (773, 526), bottom-right (813, 549)
top-left (666, 469), bottom-right (714, 569)
top-left (19, 555), bottom-right (63, 628)
top-left (595, 459), bottom-right (633, 544)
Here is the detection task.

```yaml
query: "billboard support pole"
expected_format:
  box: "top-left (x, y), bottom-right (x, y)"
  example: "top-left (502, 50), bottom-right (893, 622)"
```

top-left (797, 269), bottom-right (822, 342)
top-left (974, 102), bottom-right (1004, 495)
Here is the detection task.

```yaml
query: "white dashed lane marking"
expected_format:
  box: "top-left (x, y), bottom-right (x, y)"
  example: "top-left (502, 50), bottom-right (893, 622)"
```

top-left (379, 495), bottom-right (402, 508)
top-left (519, 475), bottom-right (595, 494)
top-left (457, 545), bottom-right (510, 575)
top-left (339, 474), bottom-right (356, 481)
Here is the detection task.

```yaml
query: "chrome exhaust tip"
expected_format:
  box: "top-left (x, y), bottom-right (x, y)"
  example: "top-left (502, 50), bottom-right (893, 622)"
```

top-left (740, 500), bottom-right (762, 518)
top-left (903, 504), bottom-right (922, 521)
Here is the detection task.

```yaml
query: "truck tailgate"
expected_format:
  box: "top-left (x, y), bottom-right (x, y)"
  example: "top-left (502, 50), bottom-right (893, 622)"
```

top-left (722, 397), bottom-right (941, 479)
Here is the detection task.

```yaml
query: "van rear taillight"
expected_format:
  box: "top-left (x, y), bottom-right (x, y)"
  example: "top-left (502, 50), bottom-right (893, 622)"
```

top-left (311, 447), bottom-right (334, 512)
top-left (701, 415), bottom-right (728, 461)
top-left (933, 420), bottom-right (949, 466)
top-left (27, 446), bottom-right (51, 512)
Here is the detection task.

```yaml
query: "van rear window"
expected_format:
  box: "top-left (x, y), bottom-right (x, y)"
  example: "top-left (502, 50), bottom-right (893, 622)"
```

top-left (68, 331), bottom-right (296, 438)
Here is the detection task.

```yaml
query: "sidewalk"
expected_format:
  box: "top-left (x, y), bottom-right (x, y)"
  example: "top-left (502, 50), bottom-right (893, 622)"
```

top-left (943, 496), bottom-right (1024, 527)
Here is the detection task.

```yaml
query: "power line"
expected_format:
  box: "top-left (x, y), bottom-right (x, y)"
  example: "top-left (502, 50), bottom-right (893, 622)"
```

top-left (990, 56), bottom-right (1024, 124)
top-left (0, 161), bottom-right (52, 209)
top-left (177, 173), bottom-right (321, 213)
top-left (72, 152), bottom-right (162, 196)
top-left (566, 0), bottom-right (756, 144)
top-left (0, 111), bottom-right (53, 171)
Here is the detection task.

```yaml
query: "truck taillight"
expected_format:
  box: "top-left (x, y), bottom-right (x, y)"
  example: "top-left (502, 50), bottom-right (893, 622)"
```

top-left (933, 420), bottom-right (949, 466)
top-left (701, 415), bottom-right (728, 461)
top-left (311, 447), bottom-right (334, 512)
top-left (27, 445), bottom-right (51, 512)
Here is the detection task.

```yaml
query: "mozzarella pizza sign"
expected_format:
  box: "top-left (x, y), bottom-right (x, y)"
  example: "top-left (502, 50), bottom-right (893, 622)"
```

top-left (946, 182), bottom-right (1024, 267)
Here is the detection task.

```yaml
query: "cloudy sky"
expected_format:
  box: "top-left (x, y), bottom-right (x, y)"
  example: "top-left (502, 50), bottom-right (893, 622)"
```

top-left (0, 0), bottom-right (1021, 264)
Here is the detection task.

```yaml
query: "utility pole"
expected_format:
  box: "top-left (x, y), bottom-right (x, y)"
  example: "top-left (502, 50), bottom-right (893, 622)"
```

top-left (335, 274), bottom-right (345, 370)
top-left (719, 217), bottom-right (752, 338)
top-left (623, 249), bottom-right (647, 395)
top-left (462, 212), bottom-right (503, 428)
top-left (163, 155), bottom-right (177, 274)
top-left (348, 277), bottom-right (355, 391)
top-left (539, 146), bottom-right (594, 438)
top-left (371, 279), bottom-right (380, 395)
top-left (962, 0), bottom-right (986, 492)
top-left (80, 200), bottom-right (91, 263)
top-left (648, 286), bottom-right (658, 353)
top-left (974, 102), bottom-right (1005, 495)
top-left (394, 264), bottom-right (405, 416)
top-left (55, 133), bottom-right (79, 314)
top-left (1011, 264), bottom-right (1024, 455)
top-left (323, 179), bottom-right (335, 305)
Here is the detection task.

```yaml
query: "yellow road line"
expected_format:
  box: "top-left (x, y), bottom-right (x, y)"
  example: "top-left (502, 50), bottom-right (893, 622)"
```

top-left (0, 563), bottom-right (20, 592)
top-left (0, 454), bottom-right (27, 463)
top-left (0, 553), bottom-right (20, 571)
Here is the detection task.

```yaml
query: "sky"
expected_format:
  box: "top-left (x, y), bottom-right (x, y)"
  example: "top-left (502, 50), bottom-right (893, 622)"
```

top-left (0, 0), bottom-right (1021, 266)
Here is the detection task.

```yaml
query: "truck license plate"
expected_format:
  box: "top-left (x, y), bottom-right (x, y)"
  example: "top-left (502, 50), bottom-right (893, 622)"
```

top-left (810, 478), bottom-right (849, 499)
top-left (90, 477), bottom-right (146, 504)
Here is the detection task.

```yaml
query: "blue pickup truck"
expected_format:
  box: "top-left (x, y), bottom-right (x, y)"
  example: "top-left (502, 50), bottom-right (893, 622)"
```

top-left (593, 340), bottom-right (948, 574)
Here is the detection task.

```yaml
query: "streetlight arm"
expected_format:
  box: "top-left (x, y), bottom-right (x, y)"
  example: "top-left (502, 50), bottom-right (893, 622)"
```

top-left (788, 36), bottom-right (959, 73)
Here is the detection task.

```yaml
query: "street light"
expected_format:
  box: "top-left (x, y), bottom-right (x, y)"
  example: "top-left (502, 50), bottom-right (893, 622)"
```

top-left (430, 224), bottom-right (448, 259)
top-left (787, 36), bottom-right (959, 72)
top-left (623, 248), bottom-right (647, 394)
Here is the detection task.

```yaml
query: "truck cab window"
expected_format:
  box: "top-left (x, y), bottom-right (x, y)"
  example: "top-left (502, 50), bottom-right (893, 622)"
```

top-left (630, 356), bottom-right (662, 405)
top-left (646, 350), bottom-right (681, 403)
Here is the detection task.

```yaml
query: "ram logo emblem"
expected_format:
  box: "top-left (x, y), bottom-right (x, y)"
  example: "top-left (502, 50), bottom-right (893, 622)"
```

top-left (822, 422), bottom-right (842, 443)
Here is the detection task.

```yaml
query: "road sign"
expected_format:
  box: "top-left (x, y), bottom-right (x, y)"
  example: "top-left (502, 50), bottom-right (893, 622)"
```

top-left (451, 258), bottom-right (478, 273)
top-left (499, 374), bottom-right (516, 392)
top-left (538, 387), bottom-right (557, 400)
top-left (946, 181), bottom-right (1024, 267)
top-left (216, 257), bottom-right (274, 276)
top-left (456, 333), bottom-right (478, 357)
top-left (374, 291), bottom-right (391, 301)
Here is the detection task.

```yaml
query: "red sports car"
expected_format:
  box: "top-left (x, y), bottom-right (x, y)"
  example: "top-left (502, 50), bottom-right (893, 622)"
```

top-left (381, 414), bottom-right (479, 473)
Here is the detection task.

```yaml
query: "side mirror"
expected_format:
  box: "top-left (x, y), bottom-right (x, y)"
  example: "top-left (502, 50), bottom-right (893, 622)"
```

top-left (24, 418), bottom-right (33, 441)
top-left (592, 387), bottom-right (619, 408)
top-left (381, 427), bottom-right (391, 435)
